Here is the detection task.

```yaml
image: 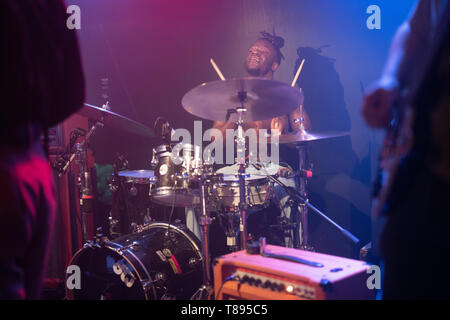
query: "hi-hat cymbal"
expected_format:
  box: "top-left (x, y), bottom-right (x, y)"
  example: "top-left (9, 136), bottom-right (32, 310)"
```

top-left (182, 78), bottom-right (303, 122)
top-left (270, 130), bottom-right (350, 145)
top-left (78, 103), bottom-right (155, 138)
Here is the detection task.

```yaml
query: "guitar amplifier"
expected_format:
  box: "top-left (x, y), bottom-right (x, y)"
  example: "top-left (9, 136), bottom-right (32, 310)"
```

top-left (214, 245), bottom-right (374, 300)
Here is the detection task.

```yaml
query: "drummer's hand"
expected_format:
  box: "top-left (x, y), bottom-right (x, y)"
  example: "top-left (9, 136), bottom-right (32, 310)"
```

top-left (270, 116), bottom-right (289, 135)
top-left (362, 76), bottom-right (399, 128)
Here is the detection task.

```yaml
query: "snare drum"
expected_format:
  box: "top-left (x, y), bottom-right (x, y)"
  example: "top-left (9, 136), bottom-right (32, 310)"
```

top-left (66, 222), bottom-right (203, 300)
top-left (210, 174), bottom-right (273, 212)
top-left (150, 144), bottom-right (200, 207)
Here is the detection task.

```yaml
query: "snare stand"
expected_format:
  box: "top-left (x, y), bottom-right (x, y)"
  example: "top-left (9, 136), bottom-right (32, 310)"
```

top-left (191, 174), bottom-right (214, 300)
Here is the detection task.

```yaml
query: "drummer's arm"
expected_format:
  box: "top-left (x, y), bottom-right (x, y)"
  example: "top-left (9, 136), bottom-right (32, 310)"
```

top-left (288, 107), bottom-right (311, 131)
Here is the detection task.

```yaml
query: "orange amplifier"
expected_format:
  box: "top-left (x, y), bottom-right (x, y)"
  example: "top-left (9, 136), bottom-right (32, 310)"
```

top-left (214, 245), bottom-right (374, 300)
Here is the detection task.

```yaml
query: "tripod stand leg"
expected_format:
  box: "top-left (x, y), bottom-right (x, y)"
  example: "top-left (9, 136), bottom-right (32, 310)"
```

top-left (290, 202), bottom-right (301, 248)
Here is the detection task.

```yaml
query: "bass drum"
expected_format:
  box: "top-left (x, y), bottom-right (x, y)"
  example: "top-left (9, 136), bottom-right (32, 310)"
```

top-left (66, 223), bottom-right (203, 300)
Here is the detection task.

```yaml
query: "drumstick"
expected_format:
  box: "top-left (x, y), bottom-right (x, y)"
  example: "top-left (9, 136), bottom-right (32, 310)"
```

top-left (291, 58), bottom-right (305, 87)
top-left (210, 58), bottom-right (226, 80)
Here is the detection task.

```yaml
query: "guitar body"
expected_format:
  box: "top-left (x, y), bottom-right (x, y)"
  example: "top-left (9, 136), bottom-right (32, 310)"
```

top-left (373, 104), bottom-right (413, 216)
top-left (372, 4), bottom-right (450, 217)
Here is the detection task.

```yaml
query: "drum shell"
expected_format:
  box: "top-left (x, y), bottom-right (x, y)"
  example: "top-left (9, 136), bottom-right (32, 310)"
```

top-left (151, 145), bottom-right (200, 207)
top-left (210, 177), bottom-right (273, 211)
top-left (66, 223), bottom-right (203, 300)
top-left (111, 171), bottom-right (154, 235)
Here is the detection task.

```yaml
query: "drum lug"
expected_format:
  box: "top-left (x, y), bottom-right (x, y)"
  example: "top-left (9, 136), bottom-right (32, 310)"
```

top-left (199, 216), bottom-right (212, 226)
top-left (119, 241), bottom-right (141, 252)
top-left (151, 148), bottom-right (158, 168)
top-left (83, 239), bottom-right (104, 249)
top-left (109, 176), bottom-right (119, 193)
top-left (131, 241), bottom-right (141, 251)
top-left (141, 280), bottom-right (153, 293)
top-left (83, 241), bottom-right (95, 249)
top-left (129, 184), bottom-right (138, 196)
top-left (95, 227), bottom-right (109, 244)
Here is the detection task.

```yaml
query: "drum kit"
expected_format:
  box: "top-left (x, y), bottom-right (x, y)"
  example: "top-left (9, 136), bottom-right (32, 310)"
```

top-left (64, 77), bottom-right (357, 300)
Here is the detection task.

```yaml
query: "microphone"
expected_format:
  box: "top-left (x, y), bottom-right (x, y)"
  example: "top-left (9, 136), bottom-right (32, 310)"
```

top-left (154, 117), bottom-right (173, 144)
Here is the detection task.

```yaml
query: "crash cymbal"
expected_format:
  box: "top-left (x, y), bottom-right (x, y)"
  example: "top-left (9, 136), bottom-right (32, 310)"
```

top-left (182, 77), bottom-right (303, 122)
top-left (79, 103), bottom-right (155, 138)
top-left (270, 130), bottom-right (349, 145)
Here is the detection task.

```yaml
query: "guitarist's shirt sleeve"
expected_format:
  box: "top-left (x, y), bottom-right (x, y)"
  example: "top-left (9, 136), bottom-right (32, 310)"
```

top-left (409, 0), bottom-right (448, 41)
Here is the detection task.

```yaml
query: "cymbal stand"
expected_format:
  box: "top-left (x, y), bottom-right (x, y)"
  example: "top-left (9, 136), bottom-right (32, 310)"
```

top-left (236, 91), bottom-right (248, 251)
top-left (258, 170), bottom-right (360, 247)
top-left (191, 173), bottom-right (214, 300)
top-left (296, 142), bottom-right (313, 250)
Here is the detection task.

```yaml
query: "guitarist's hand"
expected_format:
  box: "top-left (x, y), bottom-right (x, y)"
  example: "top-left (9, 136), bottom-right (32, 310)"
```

top-left (362, 76), bottom-right (399, 128)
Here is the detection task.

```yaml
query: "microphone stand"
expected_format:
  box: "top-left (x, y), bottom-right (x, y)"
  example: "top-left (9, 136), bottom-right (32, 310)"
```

top-left (254, 165), bottom-right (360, 247)
top-left (54, 116), bottom-right (105, 243)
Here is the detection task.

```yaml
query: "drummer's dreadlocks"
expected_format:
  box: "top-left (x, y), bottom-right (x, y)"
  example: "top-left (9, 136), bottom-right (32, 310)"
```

top-left (259, 30), bottom-right (285, 64)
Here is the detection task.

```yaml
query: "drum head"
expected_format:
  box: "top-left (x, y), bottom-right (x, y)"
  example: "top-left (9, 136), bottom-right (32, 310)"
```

top-left (118, 170), bottom-right (155, 180)
top-left (221, 174), bottom-right (267, 182)
top-left (216, 163), bottom-right (280, 177)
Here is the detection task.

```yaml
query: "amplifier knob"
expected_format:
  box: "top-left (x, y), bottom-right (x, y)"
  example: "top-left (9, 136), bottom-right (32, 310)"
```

top-left (270, 283), bottom-right (279, 291)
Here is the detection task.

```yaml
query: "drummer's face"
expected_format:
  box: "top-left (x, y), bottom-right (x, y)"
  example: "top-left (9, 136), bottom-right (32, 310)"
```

top-left (245, 40), bottom-right (278, 77)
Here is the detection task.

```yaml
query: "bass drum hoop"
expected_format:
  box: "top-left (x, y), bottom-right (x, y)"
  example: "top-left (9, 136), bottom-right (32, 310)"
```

top-left (66, 242), bottom-right (155, 300)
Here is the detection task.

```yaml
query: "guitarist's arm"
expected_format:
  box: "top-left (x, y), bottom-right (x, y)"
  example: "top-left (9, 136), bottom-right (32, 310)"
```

top-left (362, 0), bottom-right (432, 128)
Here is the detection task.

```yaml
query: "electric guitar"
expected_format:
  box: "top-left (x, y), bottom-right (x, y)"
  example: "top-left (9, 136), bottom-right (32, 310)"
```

top-left (373, 5), bottom-right (450, 216)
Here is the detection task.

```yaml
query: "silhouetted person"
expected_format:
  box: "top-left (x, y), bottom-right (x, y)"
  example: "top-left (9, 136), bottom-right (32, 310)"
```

top-left (0, 0), bottom-right (85, 299)
top-left (362, 0), bottom-right (450, 299)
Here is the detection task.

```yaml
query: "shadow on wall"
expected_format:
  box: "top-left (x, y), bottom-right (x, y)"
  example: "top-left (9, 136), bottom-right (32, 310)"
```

top-left (294, 46), bottom-right (371, 258)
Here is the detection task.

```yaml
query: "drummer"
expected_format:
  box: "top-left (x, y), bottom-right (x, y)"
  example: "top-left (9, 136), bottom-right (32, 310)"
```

top-left (208, 32), bottom-right (311, 248)
top-left (213, 31), bottom-right (311, 138)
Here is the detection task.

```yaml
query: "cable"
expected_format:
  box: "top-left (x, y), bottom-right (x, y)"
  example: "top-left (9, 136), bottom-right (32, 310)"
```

top-left (215, 274), bottom-right (238, 300)
top-left (165, 186), bottom-right (176, 243)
